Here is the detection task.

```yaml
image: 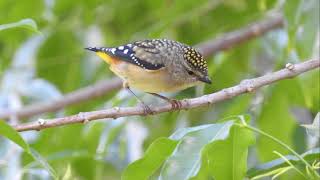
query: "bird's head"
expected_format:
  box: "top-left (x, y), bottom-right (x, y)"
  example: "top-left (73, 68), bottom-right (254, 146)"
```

top-left (182, 47), bottom-right (212, 84)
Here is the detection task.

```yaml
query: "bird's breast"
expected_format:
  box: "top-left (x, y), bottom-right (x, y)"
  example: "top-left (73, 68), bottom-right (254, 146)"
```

top-left (110, 62), bottom-right (199, 93)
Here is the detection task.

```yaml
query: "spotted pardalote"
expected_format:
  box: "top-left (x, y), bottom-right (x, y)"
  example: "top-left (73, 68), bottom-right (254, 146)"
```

top-left (85, 39), bottom-right (211, 95)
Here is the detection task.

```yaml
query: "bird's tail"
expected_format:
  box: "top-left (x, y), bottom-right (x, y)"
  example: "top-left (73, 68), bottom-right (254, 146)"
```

top-left (85, 47), bottom-right (103, 52)
top-left (85, 47), bottom-right (118, 65)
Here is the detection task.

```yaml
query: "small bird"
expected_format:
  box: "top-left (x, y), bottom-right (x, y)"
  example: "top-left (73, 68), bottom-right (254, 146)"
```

top-left (85, 39), bottom-right (211, 113)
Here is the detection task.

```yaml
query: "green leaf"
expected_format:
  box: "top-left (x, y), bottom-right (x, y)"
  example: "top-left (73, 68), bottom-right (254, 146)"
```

top-left (170, 124), bottom-right (214, 140)
top-left (295, 0), bottom-right (319, 59)
top-left (123, 116), bottom-right (255, 180)
top-left (0, 120), bottom-right (58, 179)
top-left (256, 80), bottom-right (303, 162)
top-left (247, 148), bottom-right (320, 178)
top-left (283, 0), bottom-right (302, 50)
top-left (0, 120), bottom-right (30, 153)
top-left (122, 138), bottom-right (178, 180)
top-left (37, 29), bottom-right (82, 93)
top-left (283, 0), bottom-right (319, 59)
top-left (0, 0), bottom-right (44, 23)
top-left (206, 124), bottom-right (255, 180)
top-left (62, 164), bottom-right (72, 180)
top-left (302, 70), bottom-right (320, 112)
top-left (29, 149), bottom-right (59, 179)
top-left (222, 94), bottom-right (253, 116)
top-left (160, 121), bottom-right (234, 180)
top-left (301, 113), bottom-right (320, 138)
top-left (0, 19), bottom-right (39, 33)
top-left (284, 0), bottom-right (302, 32)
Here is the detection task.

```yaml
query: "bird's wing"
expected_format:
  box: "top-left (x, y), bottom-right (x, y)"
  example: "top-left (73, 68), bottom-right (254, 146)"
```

top-left (86, 43), bottom-right (164, 70)
top-left (111, 43), bottom-right (165, 70)
top-left (132, 39), bottom-right (176, 66)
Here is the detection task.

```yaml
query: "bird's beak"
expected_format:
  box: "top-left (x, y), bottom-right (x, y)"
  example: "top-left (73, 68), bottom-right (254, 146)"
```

top-left (198, 76), bottom-right (212, 84)
top-left (85, 47), bottom-right (99, 52)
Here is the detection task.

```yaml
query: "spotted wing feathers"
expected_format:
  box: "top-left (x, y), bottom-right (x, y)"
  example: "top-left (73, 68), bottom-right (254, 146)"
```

top-left (86, 44), bottom-right (164, 70)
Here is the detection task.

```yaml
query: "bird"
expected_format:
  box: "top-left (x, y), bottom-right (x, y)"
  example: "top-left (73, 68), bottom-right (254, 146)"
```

top-left (85, 39), bottom-right (211, 114)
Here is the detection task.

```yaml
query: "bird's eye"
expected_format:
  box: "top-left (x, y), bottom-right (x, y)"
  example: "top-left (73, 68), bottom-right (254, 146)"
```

top-left (187, 70), bottom-right (194, 75)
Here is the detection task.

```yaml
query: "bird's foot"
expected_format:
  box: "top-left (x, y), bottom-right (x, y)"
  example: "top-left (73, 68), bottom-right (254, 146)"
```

top-left (125, 86), bottom-right (153, 115)
top-left (148, 93), bottom-right (182, 110)
top-left (167, 99), bottom-right (182, 110)
top-left (139, 102), bottom-right (153, 115)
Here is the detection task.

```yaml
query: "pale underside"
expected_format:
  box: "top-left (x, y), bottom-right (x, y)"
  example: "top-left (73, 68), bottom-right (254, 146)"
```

top-left (111, 62), bottom-right (200, 93)
top-left (97, 52), bottom-right (200, 93)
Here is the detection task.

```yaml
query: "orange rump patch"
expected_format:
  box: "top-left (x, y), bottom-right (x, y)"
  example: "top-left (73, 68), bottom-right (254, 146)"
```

top-left (96, 52), bottom-right (121, 65)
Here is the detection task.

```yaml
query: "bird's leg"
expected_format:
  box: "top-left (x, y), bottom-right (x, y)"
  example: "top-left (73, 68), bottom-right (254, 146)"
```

top-left (123, 82), bottom-right (153, 115)
top-left (148, 93), bottom-right (182, 110)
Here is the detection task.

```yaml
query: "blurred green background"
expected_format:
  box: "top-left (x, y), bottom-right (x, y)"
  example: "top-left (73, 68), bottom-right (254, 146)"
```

top-left (0, 0), bottom-right (319, 179)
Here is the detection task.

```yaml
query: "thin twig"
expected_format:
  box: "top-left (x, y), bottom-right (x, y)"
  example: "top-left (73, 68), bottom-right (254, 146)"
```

top-left (14, 59), bottom-right (320, 132)
top-left (0, 15), bottom-right (284, 120)
top-left (0, 78), bottom-right (122, 119)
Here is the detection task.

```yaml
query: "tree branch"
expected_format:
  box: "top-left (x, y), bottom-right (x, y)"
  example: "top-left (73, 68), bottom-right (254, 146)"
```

top-left (14, 59), bottom-right (320, 132)
top-left (0, 15), bottom-right (284, 120)
top-left (195, 14), bottom-right (283, 57)
top-left (0, 78), bottom-right (122, 119)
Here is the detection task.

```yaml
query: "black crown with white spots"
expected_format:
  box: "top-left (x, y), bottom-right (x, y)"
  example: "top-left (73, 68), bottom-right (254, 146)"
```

top-left (85, 44), bottom-right (164, 70)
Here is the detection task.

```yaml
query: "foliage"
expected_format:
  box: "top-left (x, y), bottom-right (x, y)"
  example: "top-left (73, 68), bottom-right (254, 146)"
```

top-left (247, 148), bottom-right (320, 179)
top-left (0, 120), bottom-right (57, 178)
top-left (123, 117), bottom-right (255, 180)
top-left (0, 19), bottom-right (39, 33)
top-left (0, 0), bottom-right (319, 179)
